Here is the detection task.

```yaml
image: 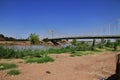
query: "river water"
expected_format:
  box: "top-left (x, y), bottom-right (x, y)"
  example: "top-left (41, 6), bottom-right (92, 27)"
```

top-left (2, 44), bottom-right (71, 51)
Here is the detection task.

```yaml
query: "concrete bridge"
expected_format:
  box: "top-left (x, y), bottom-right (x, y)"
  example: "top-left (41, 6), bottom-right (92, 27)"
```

top-left (47, 35), bottom-right (120, 40)
top-left (42, 35), bottom-right (120, 45)
top-left (44, 19), bottom-right (120, 44)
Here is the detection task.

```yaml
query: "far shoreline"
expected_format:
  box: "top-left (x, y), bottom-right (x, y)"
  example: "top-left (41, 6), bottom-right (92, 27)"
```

top-left (0, 41), bottom-right (70, 46)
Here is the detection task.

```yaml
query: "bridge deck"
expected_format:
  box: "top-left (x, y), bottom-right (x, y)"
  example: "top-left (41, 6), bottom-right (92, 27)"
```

top-left (48, 35), bottom-right (120, 40)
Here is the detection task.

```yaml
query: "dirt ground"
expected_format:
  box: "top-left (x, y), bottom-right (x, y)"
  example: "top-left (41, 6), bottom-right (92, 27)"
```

top-left (0, 52), bottom-right (119, 80)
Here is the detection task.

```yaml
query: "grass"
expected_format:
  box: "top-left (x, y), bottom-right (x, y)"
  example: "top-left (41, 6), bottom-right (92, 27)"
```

top-left (7, 69), bottom-right (20, 75)
top-left (25, 56), bottom-right (54, 63)
top-left (0, 46), bottom-right (72, 58)
top-left (0, 46), bottom-right (56, 63)
top-left (0, 63), bottom-right (17, 70)
top-left (0, 44), bottom-right (119, 63)
top-left (70, 51), bottom-right (97, 57)
top-left (70, 47), bottom-right (117, 57)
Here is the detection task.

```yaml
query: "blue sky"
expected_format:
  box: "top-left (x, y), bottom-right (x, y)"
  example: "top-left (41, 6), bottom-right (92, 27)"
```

top-left (0, 0), bottom-right (120, 39)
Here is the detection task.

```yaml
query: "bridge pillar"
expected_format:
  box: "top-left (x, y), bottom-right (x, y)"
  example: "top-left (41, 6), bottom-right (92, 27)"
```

top-left (91, 39), bottom-right (96, 51)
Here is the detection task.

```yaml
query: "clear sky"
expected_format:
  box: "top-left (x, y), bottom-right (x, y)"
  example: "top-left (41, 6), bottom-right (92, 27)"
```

top-left (0, 0), bottom-right (120, 39)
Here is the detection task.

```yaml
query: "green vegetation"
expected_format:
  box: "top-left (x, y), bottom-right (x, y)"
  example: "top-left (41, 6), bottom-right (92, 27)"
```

top-left (70, 47), bottom-right (112, 57)
top-left (0, 63), bottom-right (17, 70)
top-left (114, 39), bottom-right (120, 51)
top-left (29, 33), bottom-right (39, 45)
top-left (0, 46), bottom-right (54, 63)
top-left (98, 38), bottom-right (106, 48)
top-left (43, 38), bottom-right (49, 42)
top-left (0, 46), bottom-right (28, 58)
top-left (0, 46), bottom-right (47, 59)
top-left (70, 39), bottom-right (120, 57)
top-left (105, 40), bottom-right (112, 47)
top-left (71, 51), bottom-right (96, 57)
top-left (0, 38), bottom-right (120, 60)
top-left (48, 46), bottom-right (74, 54)
top-left (26, 56), bottom-right (54, 63)
top-left (74, 41), bottom-right (91, 51)
top-left (0, 46), bottom-right (73, 58)
top-left (0, 34), bottom-right (28, 41)
top-left (71, 39), bottom-right (77, 45)
top-left (7, 69), bottom-right (20, 75)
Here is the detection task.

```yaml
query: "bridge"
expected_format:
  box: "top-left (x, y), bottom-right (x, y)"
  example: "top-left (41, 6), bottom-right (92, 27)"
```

top-left (44, 19), bottom-right (120, 41)
top-left (47, 35), bottom-right (120, 40)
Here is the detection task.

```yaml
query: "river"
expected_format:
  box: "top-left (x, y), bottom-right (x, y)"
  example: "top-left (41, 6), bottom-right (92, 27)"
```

top-left (2, 44), bottom-right (72, 51)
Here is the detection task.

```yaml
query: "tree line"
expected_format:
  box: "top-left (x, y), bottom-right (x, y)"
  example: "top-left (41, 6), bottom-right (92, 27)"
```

top-left (0, 34), bottom-right (28, 41)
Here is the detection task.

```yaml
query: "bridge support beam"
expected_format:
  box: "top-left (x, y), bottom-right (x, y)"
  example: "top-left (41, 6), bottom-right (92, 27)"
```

top-left (91, 39), bottom-right (96, 51)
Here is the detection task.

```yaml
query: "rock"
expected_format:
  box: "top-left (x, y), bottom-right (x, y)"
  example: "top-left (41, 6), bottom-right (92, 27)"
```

top-left (46, 71), bottom-right (51, 74)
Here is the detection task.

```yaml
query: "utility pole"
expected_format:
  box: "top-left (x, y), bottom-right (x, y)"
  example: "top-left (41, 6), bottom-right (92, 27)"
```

top-left (51, 30), bottom-right (54, 39)
top-left (46, 30), bottom-right (50, 38)
top-left (46, 30), bottom-right (54, 39)
top-left (118, 19), bottom-right (120, 35)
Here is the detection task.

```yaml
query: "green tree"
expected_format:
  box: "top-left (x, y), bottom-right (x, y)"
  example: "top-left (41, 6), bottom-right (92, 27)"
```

top-left (106, 40), bottom-right (112, 47)
top-left (0, 34), bottom-right (4, 38)
top-left (43, 38), bottom-right (49, 42)
top-left (116, 39), bottom-right (120, 46)
top-left (29, 33), bottom-right (39, 45)
top-left (71, 39), bottom-right (77, 46)
top-left (113, 39), bottom-right (120, 51)
top-left (100, 38), bottom-right (106, 48)
top-left (75, 41), bottom-right (91, 51)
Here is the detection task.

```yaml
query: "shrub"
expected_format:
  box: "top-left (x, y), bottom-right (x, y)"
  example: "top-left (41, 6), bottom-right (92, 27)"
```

top-left (71, 39), bottom-right (77, 45)
top-left (113, 41), bottom-right (118, 51)
top-left (7, 69), bottom-right (20, 75)
top-left (0, 46), bottom-right (26, 58)
top-left (75, 41), bottom-right (91, 51)
top-left (99, 38), bottom-right (106, 48)
top-left (70, 51), bottom-right (97, 57)
top-left (0, 63), bottom-right (17, 70)
top-left (0, 46), bottom-right (48, 59)
top-left (33, 49), bottom-right (47, 57)
top-left (28, 33), bottom-right (39, 45)
top-left (116, 39), bottom-right (120, 46)
top-left (106, 40), bottom-right (111, 47)
top-left (43, 38), bottom-right (49, 42)
top-left (48, 46), bottom-right (74, 54)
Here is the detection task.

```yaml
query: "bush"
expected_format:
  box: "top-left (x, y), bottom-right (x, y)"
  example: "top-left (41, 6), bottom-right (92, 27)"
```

top-left (99, 38), bottom-right (106, 48)
top-left (70, 51), bottom-right (98, 57)
top-left (0, 63), bottom-right (17, 70)
top-left (71, 39), bottom-right (77, 45)
top-left (33, 49), bottom-right (47, 57)
top-left (0, 46), bottom-right (27, 58)
top-left (116, 39), bottom-right (120, 46)
top-left (48, 46), bottom-right (74, 54)
top-left (43, 38), bottom-right (49, 42)
top-left (113, 41), bottom-right (118, 51)
top-left (28, 33), bottom-right (39, 45)
top-left (0, 46), bottom-right (48, 59)
top-left (75, 41), bottom-right (91, 51)
top-left (25, 56), bottom-right (54, 63)
top-left (7, 69), bottom-right (20, 75)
